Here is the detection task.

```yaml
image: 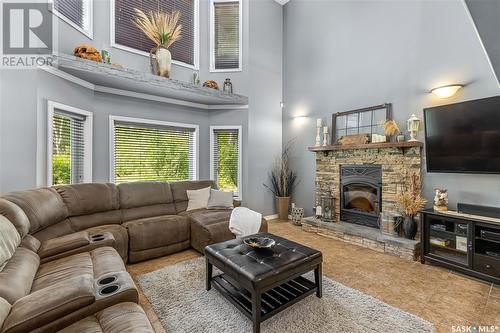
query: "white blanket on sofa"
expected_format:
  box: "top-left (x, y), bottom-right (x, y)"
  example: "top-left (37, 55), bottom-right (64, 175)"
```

top-left (229, 207), bottom-right (262, 238)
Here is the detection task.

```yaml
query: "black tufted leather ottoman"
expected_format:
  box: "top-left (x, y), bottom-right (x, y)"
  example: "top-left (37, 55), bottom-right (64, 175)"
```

top-left (204, 232), bottom-right (322, 333)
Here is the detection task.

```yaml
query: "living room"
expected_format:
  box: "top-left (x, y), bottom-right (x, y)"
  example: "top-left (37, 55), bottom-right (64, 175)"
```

top-left (0, 0), bottom-right (499, 332)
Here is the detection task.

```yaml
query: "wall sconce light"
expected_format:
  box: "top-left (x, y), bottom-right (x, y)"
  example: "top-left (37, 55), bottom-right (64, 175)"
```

top-left (430, 84), bottom-right (463, 99)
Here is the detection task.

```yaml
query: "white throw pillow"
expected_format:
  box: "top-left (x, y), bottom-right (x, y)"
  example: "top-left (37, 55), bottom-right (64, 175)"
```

top-left (186, 186), bottom-right (211, 211)
top-left (207, 189), bottom-right (234, 210)
top-left (0, 216), bottom-right (21, 270)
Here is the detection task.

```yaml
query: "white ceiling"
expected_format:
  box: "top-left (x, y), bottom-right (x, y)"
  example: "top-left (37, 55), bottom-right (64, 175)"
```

top-left (274, 0), bottom-right (290, 5)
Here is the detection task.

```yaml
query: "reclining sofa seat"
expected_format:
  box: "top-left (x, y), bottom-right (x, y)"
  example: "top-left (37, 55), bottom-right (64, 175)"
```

top-left (0, 210), bottom-right (138, 333)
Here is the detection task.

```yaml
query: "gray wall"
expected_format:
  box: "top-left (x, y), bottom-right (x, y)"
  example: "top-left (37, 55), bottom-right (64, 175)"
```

top-left (282, 0), bottom-right (500, 215)
top-left (0, 0), bottom-right (283, 216)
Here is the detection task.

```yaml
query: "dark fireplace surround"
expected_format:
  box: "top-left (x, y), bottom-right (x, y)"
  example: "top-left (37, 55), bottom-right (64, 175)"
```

top-left (340, 165), bottom-right (382, 228)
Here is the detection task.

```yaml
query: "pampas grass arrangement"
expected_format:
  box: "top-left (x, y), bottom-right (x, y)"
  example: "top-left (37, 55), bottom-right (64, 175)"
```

top-left (132, 9), bottom-right (182, 48)
top-left (396, 172), bottom-right (427, 217)
top-left (381, 119), bottom-right (400, 137)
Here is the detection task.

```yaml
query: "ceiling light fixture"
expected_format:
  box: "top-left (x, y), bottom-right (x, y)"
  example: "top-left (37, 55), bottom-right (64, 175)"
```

top-left (430, 84), bottom-right (463, 99)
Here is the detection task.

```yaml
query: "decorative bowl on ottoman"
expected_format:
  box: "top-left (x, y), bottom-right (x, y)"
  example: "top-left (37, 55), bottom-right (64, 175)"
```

top-left (243, 236), bottom-right (276, 249)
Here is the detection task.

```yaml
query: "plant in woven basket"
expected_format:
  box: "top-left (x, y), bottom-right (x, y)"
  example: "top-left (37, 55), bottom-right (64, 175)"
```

top-left (132, 9), bottom-right (182, 78)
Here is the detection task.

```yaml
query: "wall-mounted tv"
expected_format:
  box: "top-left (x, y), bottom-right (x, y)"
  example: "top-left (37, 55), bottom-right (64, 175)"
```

top-left (424, 95), bottom-right (500, 174)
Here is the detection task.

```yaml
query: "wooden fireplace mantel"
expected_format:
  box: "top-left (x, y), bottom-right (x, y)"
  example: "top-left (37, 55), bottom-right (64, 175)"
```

top-left (308, 141), bottom-right (423, 152)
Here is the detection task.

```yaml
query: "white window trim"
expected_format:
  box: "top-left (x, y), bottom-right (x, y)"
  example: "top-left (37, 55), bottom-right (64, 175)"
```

top-left (50, 0), bottom-right (94, 39)
top-left (209, 125), bottom-right (242, 200)
top-left (209, 0), bottom-right (243, 73)
top-left (47, 101), bottom-right (93, 186)
top-left (109, 0), bottom-right (200, 71)
top-left (109, 115), bottom-right (200, 183)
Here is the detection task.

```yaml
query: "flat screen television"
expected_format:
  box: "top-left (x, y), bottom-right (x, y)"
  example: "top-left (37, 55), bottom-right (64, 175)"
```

top-left (424, 95), bottom-right (500, 174)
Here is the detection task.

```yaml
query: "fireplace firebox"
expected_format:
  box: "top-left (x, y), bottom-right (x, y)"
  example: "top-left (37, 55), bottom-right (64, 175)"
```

top-left (340, 165), bottom-right (382, 228)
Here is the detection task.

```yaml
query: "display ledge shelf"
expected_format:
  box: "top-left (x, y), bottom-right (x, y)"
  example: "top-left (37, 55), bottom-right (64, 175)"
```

top-left (43, 53), bottom-right (248, 110)
top-left (308, 141), bottom-right (423, 152)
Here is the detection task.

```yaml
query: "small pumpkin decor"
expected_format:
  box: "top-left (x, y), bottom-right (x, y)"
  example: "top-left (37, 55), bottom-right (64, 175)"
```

top-left (73, 44), bottom-right (102, 62)
top-left (203, 80), bottom-right (219, 90)
top-left (133, 9), bottom-right (182, 78)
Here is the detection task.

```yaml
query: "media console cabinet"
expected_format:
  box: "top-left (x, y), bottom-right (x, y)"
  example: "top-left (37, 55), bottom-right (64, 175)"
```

top-left (421, 209), bottom-right (500, 284)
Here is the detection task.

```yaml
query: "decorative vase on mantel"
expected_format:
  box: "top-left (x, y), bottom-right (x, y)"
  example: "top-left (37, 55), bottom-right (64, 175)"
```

top-left (276, 196), bottom-right (290, 220)
top-left (150, 45), bottom-right (172, 78)
top-left (403, 216), bottom-right (417, 240)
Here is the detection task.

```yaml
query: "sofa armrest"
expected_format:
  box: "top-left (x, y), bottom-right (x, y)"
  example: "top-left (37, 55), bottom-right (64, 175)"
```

top-left (38, 231), bottom-right (91, 258)
top-left (2, 275), bottom-right (95, 333)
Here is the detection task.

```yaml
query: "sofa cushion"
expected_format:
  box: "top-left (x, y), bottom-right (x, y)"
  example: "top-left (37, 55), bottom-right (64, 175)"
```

top-left (31, 219), bottom-right (75, 243)
top-left (0, 199), bottom-right (30, 238)
top-left (3, 188), bottom-right (68, 234)
top-left (0, 247), bottom-right (39, 304)
top-left (182, 209), bottom-right (233, 225)
top-left (118, 182), bottom-right (173, 208)
top-left (170, 180), bottom-right (216, 213)
top-left (0, 297), bottom-right (11, 332)
top-left (55, 183), bottom-right (119, 216)
top-left (0, 217), bottom-right (21, 270)
top-left (2, 275), bottom-right (95, 333)
top-left (57, 302), bottom-right (154, 333)
top-left (124, 215), bottom-right (189, 251)
top-left (69, 210), bottom-right (122, 231)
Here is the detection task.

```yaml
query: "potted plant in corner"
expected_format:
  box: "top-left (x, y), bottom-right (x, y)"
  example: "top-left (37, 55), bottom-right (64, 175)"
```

top-left (263, 142), bottom-right (298, 220)
top-left (396, 172), bottom-right (427, 239)
top-left (133, 9), bottom-right (182, 78)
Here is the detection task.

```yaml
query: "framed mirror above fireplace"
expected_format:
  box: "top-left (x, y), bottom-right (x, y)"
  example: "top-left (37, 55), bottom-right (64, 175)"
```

top-left (340, 165), bottom-right (382, 228)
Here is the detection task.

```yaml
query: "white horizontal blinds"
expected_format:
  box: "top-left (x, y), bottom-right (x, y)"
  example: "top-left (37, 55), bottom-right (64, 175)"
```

top-left (54, 0), bottom-right (84, 28)
top-left (114, 121), bottom-right (196, 183)
top-left (52, 110), bottom-right (86, 185)
top-left (114, 0), bottom-right (195, 65)
top-left (213, 129), bottom-right (239, 196)
top-left (214, 1), bottom-right (240, 70)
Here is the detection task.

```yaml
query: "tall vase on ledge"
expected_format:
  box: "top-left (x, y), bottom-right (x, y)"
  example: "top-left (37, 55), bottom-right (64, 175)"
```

top-left (276, 197), bottom-right (291, 220)
top-left (150, 46), bottom-right (172, 78)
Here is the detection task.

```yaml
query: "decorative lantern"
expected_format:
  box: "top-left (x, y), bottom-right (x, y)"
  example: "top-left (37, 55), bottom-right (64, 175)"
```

top-left (321, 192), bottom-right (335, 222)
top-left (407, 114), bottom-right (421, 142)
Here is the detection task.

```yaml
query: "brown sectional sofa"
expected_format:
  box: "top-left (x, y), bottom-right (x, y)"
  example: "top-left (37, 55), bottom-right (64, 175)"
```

top-left (0, 180), bottom-right (267, 332)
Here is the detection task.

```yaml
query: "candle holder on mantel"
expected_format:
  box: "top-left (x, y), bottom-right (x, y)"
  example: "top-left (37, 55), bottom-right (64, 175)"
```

top-left (322, 126), bottom-right (329, 146)
top-left (315, 119), bottom-right (322, 146)
top-left (321, 192), bottom-right (335, 222)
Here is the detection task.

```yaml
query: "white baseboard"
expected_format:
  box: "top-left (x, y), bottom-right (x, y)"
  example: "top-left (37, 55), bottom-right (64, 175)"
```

top-left (264, 214), bottom-right (292, 220)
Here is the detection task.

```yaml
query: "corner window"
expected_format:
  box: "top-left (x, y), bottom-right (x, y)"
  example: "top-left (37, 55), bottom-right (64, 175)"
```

top-left (112, 0), bottom-right (198, 69)
top-left (110, 116), bottom-right (199, 183)
top-left (52, 0), bottom-right (93, 38)
top-left (210, 126), bottom-right (242, 199)
top-left (210, 0), bottom-right (242, 72)
top-left (48, 101), bottom-right (93, 186)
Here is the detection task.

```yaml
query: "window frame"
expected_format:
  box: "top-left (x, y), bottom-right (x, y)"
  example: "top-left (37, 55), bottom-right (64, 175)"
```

top-left (47, 101), bottom-right (93, 186)
top-left (209, 0), bottom-right (243, 73)
top-left (51, 0), bottom-right (94, 39)
top-left (109, 115), bottom-right (200, 183)
top-left (209, 125), bottom-right (242, 200)
top-left (109, 0), bottom-right (200, 70)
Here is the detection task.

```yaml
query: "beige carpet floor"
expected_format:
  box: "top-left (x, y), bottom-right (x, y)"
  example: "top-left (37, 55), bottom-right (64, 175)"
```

top-left (137, 257), bottom-right (434, 333)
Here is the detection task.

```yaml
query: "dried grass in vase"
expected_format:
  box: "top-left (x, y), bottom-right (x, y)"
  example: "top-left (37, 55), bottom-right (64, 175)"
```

top-left (132, 9), bottom-right (182, 48)
top-left (396, 172), bottom-right (427, 217)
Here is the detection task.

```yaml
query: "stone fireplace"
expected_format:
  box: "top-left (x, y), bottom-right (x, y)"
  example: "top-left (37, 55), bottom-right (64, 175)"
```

top-left (314, 143), bottom-right (423, 224)
top-left (340, 164), bottom-right (382, 228)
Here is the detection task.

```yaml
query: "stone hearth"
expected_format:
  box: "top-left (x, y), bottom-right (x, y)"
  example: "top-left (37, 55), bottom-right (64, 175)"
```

top-left (301, 217), bottom-right (420, 260)
top-left (314, 144), bottom-right (423, 224)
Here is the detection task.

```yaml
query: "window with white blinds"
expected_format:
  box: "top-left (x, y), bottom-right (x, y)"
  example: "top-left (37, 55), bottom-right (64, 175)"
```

top-left (53, 0), bottom-right (93, 37)
top-left (210, 126), bottom-right (242, 198)
top-left (48, 102), bottom-right (93, 186)
top-left (111, 117), bottom-right (198, 183)
top-left (113, 0), bottom-right (197, 67)
top-left (210, 0), bottom-right (242, 71)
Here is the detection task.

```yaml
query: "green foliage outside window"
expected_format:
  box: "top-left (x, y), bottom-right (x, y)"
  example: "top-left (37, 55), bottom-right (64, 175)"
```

top-left (216, 133), bottom-right (238, 192)
top-left (52, 115), bottom-right (71, 185)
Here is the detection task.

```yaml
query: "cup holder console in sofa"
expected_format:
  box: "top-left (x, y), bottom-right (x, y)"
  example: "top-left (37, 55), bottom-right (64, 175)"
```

top-left (99, 284), bottom-right (121, 296)
top-left (94, 271), bottom-right (137, 304)
top-left (98, 275), bottom-right (117, 285)
top-left (91, 234), bottom-right (106, 242)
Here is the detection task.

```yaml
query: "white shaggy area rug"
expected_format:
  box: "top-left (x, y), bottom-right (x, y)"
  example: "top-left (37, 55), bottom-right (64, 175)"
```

top-left (138, 258), bottom-right (434, 333)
